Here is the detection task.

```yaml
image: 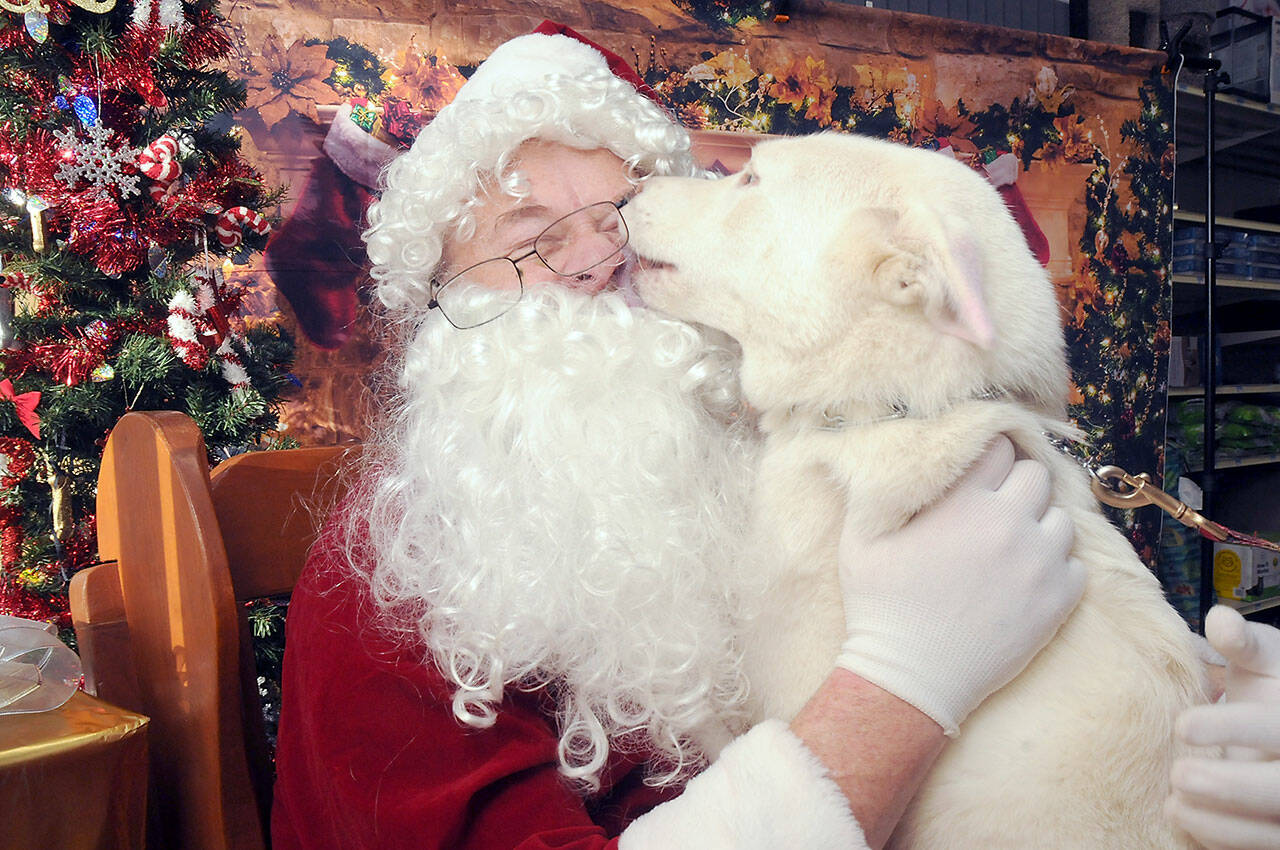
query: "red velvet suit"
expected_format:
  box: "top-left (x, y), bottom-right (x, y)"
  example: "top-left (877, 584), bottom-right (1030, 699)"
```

top-left (271, 529), bottom-right (680, 849)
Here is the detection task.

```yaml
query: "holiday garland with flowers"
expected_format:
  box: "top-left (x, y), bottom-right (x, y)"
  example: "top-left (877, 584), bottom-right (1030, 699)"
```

top-left (0, 0), bottom-right (295, 638)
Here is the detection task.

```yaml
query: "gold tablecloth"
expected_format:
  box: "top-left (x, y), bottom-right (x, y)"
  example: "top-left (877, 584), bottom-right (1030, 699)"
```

top-left (0, 689), bottom-right (148, 850)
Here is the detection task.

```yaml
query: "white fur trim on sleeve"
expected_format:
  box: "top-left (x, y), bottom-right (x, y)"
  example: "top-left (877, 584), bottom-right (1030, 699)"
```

top-left (619, 719), bottom-right (868, 850)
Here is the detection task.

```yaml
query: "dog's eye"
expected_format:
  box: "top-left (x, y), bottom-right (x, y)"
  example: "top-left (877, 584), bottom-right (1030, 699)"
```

top-left (738, 170), bottom-right (757, 186)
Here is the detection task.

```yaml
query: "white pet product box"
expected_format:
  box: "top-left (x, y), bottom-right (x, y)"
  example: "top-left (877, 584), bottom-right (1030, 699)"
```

top-left (1214, 541), bottom-right (1280, 602)
top-left (1169, 336), bottom-right (1202, 388)
top-left (1211, 6), bottom-right (1280, 103)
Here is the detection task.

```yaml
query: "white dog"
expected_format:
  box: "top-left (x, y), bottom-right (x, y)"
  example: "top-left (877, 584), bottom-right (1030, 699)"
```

top-left (624, 133), bottom-right (1208, 848)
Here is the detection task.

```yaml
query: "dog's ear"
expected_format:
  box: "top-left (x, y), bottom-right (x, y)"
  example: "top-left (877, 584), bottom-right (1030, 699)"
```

top-left (872, 206), bottom-right (995, 350)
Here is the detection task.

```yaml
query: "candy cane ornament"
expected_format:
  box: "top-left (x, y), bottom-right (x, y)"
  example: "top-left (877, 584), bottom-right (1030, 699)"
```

top-left (138, 135), bottom-right (181, 182)
top-left (166, 267), bottom-right (251, 390)
top-left (139, 134), bottom-right (182, 203)
top-left (147, 180), bottom-right (180, 203)
top-left (214, 206), bottom-right (271, 249)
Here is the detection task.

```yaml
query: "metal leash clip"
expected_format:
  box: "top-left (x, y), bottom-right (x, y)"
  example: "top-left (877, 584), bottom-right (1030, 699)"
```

top-left (1090, 465), bottom-right (1230, 542)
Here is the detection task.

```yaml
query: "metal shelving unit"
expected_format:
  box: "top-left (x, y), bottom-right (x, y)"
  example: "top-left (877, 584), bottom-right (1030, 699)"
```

top-left (1170, 384), bottom-right (1280, 397)
top-left (1169, 65), bottom-right (1280, 625)
top-left (1219, 595), bottom-right (1280, 617)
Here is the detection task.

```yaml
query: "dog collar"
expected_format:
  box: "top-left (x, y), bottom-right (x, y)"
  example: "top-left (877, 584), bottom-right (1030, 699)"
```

top-left (816, 403), bottom-right (908, 431)
top-left (810, 388), bottom-right (1009, 432)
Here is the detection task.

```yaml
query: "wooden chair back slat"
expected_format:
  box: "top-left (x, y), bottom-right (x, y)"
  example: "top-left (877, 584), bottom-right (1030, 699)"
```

top-left (210, 445), bottom-right (358, 602)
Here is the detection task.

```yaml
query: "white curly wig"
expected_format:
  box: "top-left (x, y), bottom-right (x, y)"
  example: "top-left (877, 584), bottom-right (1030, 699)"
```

top-left (363, 31), bottom-right (702, 334)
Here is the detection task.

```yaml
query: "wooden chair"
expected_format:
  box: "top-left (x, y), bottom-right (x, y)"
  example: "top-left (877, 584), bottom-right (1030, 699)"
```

top-left (70, 410), bottom-right (359, 850)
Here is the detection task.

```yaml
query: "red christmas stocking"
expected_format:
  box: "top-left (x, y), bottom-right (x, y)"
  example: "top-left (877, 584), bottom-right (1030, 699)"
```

top-left (263, 155), bottom-right (372, 350)
top-left (982, 151), bottom-right (1051, 268)
top-left (264, 104), bottom-right (398, 349)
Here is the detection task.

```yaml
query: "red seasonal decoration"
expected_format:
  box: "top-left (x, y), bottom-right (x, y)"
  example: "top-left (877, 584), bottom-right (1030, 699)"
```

top-left (166, 267), bottom-right (250, 388)
top-left (0, 504), bottom-right (22, 570)
top-left (0, 437), bottom-right (36, 488)
top-left (379, 97), bottom-right (426, 147)
top-left (138, 133), bottom-right (182, 202)
top-left (12, 325), bottom-right (111, 388)
top-left (214, 205), bottom-right (270, 249)
top-left (0, 379), bottom-right (40, 438)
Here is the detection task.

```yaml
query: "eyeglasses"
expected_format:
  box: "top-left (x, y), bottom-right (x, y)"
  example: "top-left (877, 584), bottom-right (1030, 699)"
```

top-left (429, 200), bottom-right (630, 329)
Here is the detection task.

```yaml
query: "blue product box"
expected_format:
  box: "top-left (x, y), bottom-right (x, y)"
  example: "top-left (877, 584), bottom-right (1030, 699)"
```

top-left (1248, 232), bottom-right (1280, 251)
top-left (1249, 263), bottom-right (1280, 281)
top-left (1172, 239), bottom-right (1202, 258)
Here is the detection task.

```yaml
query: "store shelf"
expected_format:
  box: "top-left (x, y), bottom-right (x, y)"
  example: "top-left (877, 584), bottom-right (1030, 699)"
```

top-left (1173, 210), bottom-right (1280, 235)
top-left (1168, 77), bottom-right (1280, 624)
top-left (1174, 85), bottom-right (1280, 178)
top-left (1171, 273), bottom-right (1280, 291)
top-left (1170, 383), bottom-right (1280, 396)
top-left (1218, 595), bottom-right (1280, 617)
top-left (1222, 453), bottom-right (1280, 469)
top-left (1187, 452), bottom-right (1280, 472)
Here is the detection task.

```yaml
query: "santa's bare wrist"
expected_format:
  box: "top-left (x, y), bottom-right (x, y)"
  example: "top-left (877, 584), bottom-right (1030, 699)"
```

top-left (791, 668), bottom-right (945, 848)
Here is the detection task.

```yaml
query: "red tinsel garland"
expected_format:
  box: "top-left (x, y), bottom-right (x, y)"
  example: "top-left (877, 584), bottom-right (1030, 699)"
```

top-left (78, 26), bottom-right (167, 110)
top-left (6, 325), bottom-right (111, 386)
top-left (0, 437), bottom-right (36, 489)
top-left (0, 577), bottom-right (62, 624)
top-left (179, 10), bottom-right (233, 62)
top-left (0, 503), bottom-right (21, 570)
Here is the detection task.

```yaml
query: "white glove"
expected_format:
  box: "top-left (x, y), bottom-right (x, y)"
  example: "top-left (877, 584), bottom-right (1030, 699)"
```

top-left (834, 435), bottom-right (1083, 736)
top-left (1167, 605), bottom-right (1280, 850)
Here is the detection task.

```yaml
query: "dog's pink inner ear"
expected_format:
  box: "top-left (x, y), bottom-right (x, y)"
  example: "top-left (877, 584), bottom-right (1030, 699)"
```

top-left (931, 233), bottom-right (995, 350)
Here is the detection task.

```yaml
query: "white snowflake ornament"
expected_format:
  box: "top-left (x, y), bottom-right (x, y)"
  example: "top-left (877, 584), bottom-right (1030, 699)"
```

top-left (53, 121), bottom-right (141, 200)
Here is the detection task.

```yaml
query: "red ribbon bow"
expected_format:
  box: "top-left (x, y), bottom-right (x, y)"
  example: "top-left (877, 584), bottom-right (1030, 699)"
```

top-left (0, 380), bottom-right (41, 439)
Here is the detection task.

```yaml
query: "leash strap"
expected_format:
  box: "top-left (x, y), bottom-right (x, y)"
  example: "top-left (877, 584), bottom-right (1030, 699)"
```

top-left (1089, 464), bottom-right (1280, 554)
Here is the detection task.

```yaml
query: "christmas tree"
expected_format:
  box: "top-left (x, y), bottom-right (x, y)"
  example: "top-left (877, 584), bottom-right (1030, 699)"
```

top-left (0, 0), bottom-right (294, 641)
top-left (1061, 75), bottom-right (1175, 566)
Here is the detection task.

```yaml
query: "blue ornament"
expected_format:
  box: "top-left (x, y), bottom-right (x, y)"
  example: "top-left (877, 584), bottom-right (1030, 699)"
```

top-left (73, 95), bottom-right (98, 128)
top-left (54, 95), bottom-right (69, 111)
top-left (286, 373), bottom-right (303, 388)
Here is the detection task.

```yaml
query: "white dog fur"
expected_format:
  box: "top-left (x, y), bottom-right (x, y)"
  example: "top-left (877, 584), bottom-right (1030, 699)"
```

top-left (624, 133), bottom-right (1209, 848)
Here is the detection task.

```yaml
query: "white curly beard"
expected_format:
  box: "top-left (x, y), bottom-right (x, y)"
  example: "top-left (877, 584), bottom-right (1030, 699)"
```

top-left (356, 285), bottom-right (763, 789)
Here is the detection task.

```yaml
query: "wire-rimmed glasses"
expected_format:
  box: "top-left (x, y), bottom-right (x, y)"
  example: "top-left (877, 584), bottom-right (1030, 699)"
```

top-left (429, 200), bottom-right (630, 329)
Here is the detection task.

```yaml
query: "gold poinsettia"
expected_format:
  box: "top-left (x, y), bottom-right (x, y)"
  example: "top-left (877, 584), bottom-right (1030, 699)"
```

top-left (1048, 115), bottom-right (1095, 165)
top-left (687, 50), bottom-right (757, 90)
top-left (767, 56), bottom-right (833, 111)
top-left (243, 35), bottom-right (336, 129)
top-left (910, 100), bottom-right (978, 149)
top-left (803, 86), bottom-right (836, 127)
top-left (386, 50), bottom-right (466, 116)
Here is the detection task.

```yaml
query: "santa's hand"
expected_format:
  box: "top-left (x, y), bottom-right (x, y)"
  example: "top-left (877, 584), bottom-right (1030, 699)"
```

top-left (833, 435), bottom-right (1083, 736)
top-left (1167, 606), bottom-right (1280, 850)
